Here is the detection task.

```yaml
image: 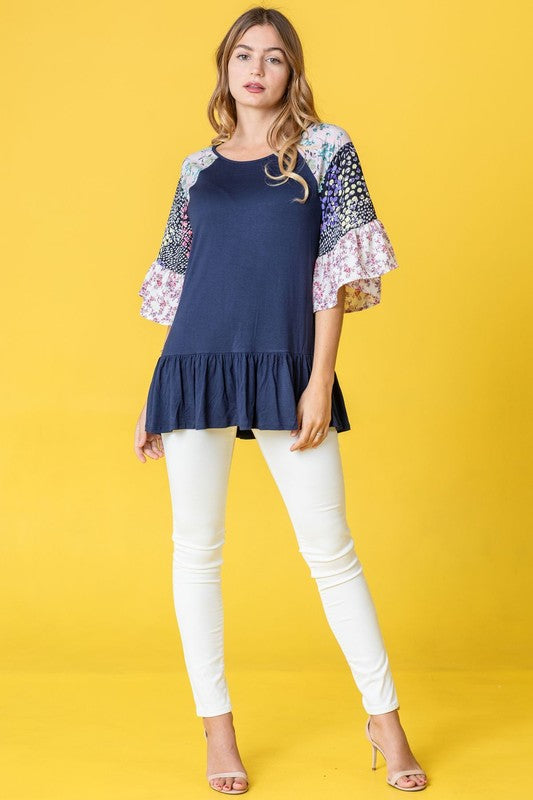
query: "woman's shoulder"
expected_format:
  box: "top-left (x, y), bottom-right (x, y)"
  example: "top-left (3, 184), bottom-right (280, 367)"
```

top-left (181, 145), bottom-right (214, 169)
top-left (300, 121), bottom-right (353, 151)
top-left (180, 123), bottom-right (352, 165)
top-left (298, 122), bottom-right (355, 185)
top-left (175, 123), bottom-right (356, 189)
top-left (174, 144), bottom-right (217, 192)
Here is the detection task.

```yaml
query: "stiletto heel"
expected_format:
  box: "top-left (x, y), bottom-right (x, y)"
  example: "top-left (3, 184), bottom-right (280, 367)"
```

top-left (371, 741), bottom-right (378, 770)
top-left (365, 716), bottom-right (428, 792)
top-left (204, 729), bottom-right (249, 794)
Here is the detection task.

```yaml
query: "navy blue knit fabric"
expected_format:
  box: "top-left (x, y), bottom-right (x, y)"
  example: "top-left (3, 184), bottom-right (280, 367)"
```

top-left (144, 144), bottom-right (351, 439)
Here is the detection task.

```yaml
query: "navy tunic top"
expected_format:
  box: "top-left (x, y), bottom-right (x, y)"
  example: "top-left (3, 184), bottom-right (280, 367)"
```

top-left (138, 122), bottom-right (400, 440)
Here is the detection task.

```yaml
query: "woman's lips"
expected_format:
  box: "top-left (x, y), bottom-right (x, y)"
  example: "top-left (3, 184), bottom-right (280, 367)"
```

top-left (244, 84), bottom-right (265, 93)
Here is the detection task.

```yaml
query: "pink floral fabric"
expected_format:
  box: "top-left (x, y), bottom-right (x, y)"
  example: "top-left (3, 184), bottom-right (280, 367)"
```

top-left (138, 260), bottom-right (186, 325)
top-left (312, 218), bottom-right (399, 312)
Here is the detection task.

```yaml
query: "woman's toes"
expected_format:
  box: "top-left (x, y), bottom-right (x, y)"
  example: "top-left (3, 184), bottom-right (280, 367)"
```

top-left (397, 775), bottom-right (416, 788)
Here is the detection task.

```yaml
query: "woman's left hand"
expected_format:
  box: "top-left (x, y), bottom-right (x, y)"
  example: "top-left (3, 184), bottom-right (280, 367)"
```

top-left (289, 378), bottom-right (332, 451)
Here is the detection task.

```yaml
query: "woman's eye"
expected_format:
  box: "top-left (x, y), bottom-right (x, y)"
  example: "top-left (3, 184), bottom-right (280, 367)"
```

top-left (235, 53), bottom-right (282, 64)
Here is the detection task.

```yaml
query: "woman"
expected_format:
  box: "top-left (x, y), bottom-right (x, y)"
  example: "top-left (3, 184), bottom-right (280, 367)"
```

top-left (134, 6), bottom-right (428, 795)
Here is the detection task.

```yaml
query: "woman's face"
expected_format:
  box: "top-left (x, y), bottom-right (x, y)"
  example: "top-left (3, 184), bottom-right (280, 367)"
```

top-left (227, 24), bottom-right (291, 112)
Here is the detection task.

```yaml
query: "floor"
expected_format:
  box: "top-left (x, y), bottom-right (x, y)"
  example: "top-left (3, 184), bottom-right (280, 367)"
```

top-left (2, 668), bottom-right (531, 798)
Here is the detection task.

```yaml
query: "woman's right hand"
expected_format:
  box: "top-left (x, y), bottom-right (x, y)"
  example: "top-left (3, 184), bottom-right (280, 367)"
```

top-left (134, 402), bottom-right (165, 463)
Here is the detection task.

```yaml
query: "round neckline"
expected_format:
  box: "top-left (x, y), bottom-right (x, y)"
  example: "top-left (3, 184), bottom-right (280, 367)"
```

top-left (211, 144), bottom-right (276, 163)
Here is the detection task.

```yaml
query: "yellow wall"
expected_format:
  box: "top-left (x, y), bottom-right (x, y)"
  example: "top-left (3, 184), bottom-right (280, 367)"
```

top-left (2, 0), bottom-right (531, 674)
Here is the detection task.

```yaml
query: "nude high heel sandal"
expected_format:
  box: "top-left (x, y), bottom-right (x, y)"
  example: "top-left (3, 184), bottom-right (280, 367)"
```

top-left (365, 716), bottom-right (427, 792)
top-left (204, 729), bottom-right (249, 794)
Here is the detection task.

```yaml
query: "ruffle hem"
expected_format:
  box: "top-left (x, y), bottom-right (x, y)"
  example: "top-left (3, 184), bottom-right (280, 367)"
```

top-left (145, 351), bottom-right (351, 440)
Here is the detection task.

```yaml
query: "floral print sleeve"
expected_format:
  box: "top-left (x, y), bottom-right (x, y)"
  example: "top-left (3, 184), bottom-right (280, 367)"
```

top-left (138, 158), bottom-right (193, 325)
top-left (311, 128), bottom-right (399, 313)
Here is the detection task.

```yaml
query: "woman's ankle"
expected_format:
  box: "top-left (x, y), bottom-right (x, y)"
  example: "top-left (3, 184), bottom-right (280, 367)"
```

top-left (203, 710), bottom-right (235, 734)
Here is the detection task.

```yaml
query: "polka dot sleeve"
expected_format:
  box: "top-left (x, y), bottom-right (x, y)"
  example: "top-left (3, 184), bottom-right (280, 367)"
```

top-left (312, 137), bottom-right (399, 313)
top-left (138, 158), bottom-right (193, 325)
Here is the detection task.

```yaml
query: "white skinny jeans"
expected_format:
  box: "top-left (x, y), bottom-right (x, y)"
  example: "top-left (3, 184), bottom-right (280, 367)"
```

top-left (160, 425), bottom-right (400, 718)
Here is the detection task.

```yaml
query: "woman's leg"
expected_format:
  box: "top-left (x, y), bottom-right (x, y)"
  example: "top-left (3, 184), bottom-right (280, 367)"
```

top-left (251, 426), bottom-right (400, 715)
top-left (161, 425), bottom-right (238, 718)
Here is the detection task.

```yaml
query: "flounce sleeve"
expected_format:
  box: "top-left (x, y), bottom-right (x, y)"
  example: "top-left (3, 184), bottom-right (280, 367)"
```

top-left (312, 136), bottom-right (399, 313)
top-left (138, 158), bottom-right (193, 324)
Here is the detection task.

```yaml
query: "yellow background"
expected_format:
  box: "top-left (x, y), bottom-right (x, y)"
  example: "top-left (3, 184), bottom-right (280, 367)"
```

top-left (2, 1), bottom-right (532, 798)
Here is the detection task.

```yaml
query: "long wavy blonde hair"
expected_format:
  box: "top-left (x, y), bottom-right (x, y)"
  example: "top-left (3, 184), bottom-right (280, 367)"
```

top-left (207, 6), bottom-right (322, 203)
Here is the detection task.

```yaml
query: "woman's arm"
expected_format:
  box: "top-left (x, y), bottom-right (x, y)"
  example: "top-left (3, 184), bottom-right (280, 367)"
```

top-left (311, 284), bottom-right (345, 387)
top-left (289, 285), bottom-right (345, 450)
top-left (134, 325), bottom-right (172, 463)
